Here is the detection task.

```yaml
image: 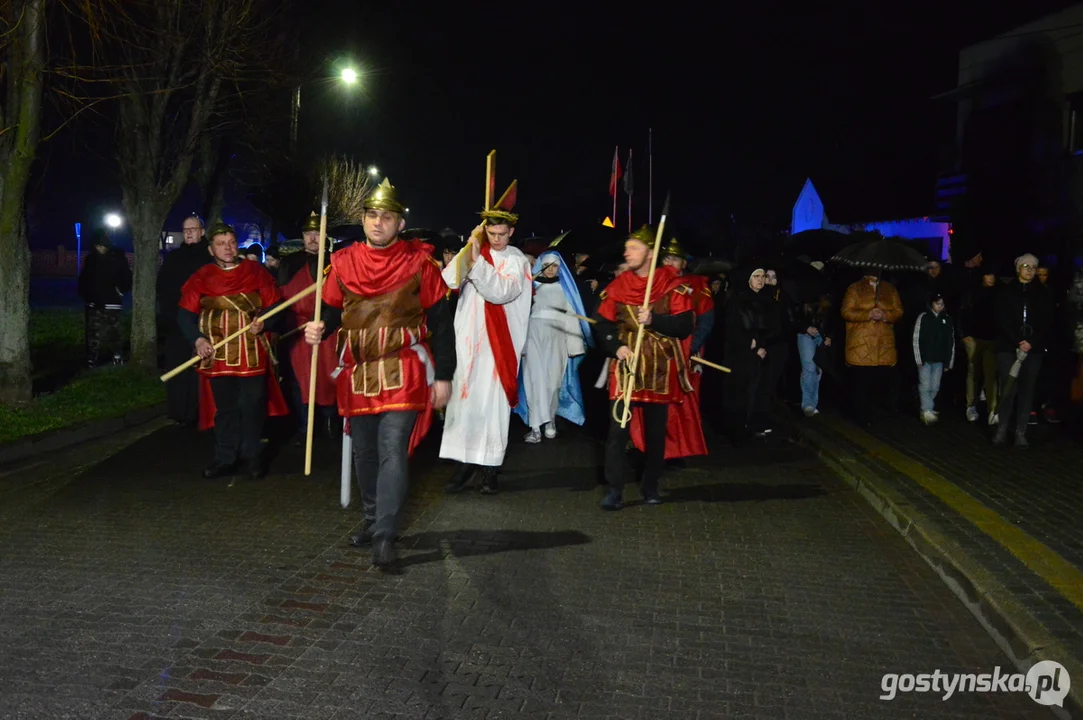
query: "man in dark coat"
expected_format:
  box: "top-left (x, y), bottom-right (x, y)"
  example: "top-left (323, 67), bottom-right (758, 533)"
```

top-left (78, 230), bottom-right (132, 367)
top-left (157, 214), bottom-right (211, 425)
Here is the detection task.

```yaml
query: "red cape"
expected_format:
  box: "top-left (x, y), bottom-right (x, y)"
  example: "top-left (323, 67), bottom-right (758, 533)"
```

top-left (326, 238), bottom-right (446, 455)
top-left (596, 265), bottom-right (686, 319)
top-left (282, 263), bottom-right (338, 407)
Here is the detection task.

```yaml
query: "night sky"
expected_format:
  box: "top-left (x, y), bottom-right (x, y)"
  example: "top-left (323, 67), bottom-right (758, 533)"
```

top-left (28, 0), bottom-right (1078, 250)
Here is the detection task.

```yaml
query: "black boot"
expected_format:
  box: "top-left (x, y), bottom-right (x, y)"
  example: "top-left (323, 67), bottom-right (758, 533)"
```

top-left (479, 467), bottom-right (499, 495)
top-left (372, 534), bottom-right (396, 568)
top-left (349, 518), bottom-right (376, 547)
top-left (241, 455), bottom-right (267, 480)
top-left (445, 463), bottom-right (476, 493)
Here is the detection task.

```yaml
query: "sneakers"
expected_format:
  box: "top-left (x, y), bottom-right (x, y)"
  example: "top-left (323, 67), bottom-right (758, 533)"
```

top-left (920, 410), bottom-right (939, 425)
top-left (1028, 412), bottom-right (1038, 426)
top-left (966, 406), bottom-right (979, 423)
top-left (1043, 407), bottom-right (1061, 424)
top-left (803, 407), bottom-right (819, 418)
top-left (988, 412), bottom-right (999, 426)
top-left (524, 428), bottom-right (542, 444)
top-left (543, 422), bottom-right (557, 439)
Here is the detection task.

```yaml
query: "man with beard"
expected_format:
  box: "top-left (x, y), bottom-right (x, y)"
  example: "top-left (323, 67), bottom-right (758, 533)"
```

top-left (440, 190), bottom-right (533, 495)
top-left (178, 222), bottom-right (289, 480)
top-left (158, 214), bottom-right (211, 425)
top-left (282, 212), bottom-right (339, 440)
top-left (303, 179), bottom-right (454, 567)
top-left (593, 225), bottom-right (695, 510)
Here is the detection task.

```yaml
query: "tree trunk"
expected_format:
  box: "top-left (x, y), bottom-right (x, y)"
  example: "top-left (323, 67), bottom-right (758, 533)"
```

top-left (126, 197), bottom-right (170, 371)
top-left (0, 0), bottom-right (46, 406)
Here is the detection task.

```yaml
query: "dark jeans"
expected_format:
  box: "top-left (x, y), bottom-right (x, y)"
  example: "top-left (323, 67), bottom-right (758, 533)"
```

top-left (85, 305), bottom-right (122, 364)
top-left (164, 330), bottom-right (200, 424)
top-left (350, 411), bottom-right (418, 538)
top-left (996, 351), bottom-right (1043, 434)
top-left (209, 375), bottom-right (266, 465)
top-left (605, 399), bottom-right (667, 494)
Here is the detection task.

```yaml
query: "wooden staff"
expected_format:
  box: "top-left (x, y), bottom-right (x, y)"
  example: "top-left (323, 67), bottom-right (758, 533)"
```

top-left (617, 194), bottom-right (670, 428)
top-left (158, 283), bottom-right (318, 383)
top-left (304, 176), bottom-right (331, 477)
top-left (692, 356), bottom-right (731, 373)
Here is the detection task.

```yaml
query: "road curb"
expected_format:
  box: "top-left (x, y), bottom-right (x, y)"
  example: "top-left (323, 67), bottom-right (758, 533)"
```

top-left (0, 403), bottom-right (167, 468)
top-left (795, 419), bottom-right (1082, 718)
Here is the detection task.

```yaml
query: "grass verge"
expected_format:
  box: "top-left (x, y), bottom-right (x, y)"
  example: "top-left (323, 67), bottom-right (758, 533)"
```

top-left (0, 365), bottom-right (164, 444)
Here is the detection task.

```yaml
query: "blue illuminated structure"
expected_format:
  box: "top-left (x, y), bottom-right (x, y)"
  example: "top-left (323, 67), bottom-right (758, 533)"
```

top-left (790, 178), bottom-right (952, 260)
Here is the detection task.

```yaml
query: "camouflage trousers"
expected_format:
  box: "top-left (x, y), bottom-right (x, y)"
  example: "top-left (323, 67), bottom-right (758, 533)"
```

top-left (85, 305), bottom-right (123, 366)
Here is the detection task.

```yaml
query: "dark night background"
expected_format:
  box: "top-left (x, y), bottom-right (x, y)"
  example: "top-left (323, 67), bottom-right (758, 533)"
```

top-left (26, 0), bottom-right (1078, 250)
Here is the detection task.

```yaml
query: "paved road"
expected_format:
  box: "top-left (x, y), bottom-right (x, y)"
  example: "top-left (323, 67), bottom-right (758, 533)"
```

top-left (0, 419), bottom-right (1057, 719)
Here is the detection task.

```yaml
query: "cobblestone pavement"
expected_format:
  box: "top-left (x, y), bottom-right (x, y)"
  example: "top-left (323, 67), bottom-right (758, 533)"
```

top-left (0, 418), bottom-right (1058, 719)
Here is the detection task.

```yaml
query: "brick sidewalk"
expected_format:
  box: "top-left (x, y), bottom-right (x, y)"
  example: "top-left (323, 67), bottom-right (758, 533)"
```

top-left (788, 407), bottom-right (1083, 716)
top-left (0, 421), bottom-right (1056, 719)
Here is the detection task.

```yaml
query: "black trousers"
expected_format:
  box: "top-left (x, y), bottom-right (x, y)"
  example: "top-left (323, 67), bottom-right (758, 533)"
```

top-left (164, 331), bottom-right (200, 425)
top-left (209, 375), bottom-right (266, 466)
top-left (605, 399), bottom-right (668, 493)
top-left (351, 411), bottom-right (418, 539)
top-left (851, 365), bottom-right (898, 424)
top-left (996, 351), bottom-right (1043, 434)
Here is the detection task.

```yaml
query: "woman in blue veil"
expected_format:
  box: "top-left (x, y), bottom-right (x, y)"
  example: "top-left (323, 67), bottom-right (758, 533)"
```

top-left (514, 250), bottom-right (593, 440)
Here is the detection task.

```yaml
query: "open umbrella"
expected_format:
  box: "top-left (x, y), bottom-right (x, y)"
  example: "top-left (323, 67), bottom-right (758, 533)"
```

top-left (689, 258), bottom-right (734, 277)
top-left (402, 228), bottom-right (442, 242)
top-left (830, 237), bottom-right (929, 273)
top-left (785, 228), bottom-right (852, 262)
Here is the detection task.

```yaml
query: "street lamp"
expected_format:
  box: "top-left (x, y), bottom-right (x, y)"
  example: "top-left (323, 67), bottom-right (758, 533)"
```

top-left (404, 208), bottom-right (410, 214)
top-left (104, 213), bottom-right (123, 229)
top-left (290, 67), bottom-right (363, 155)
top-left (368, 165), bottom-right (379, 176)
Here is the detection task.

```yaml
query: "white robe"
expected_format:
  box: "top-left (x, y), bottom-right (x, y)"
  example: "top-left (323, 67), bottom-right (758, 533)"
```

top-left (439, 246), bottom-right (532, 466)
top-left (522, 281), bottom-right (586, 429)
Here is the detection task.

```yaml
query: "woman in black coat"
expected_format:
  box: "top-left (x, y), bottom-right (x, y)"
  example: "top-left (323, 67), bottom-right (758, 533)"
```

top-left (723, 267), bottom-right (783, 438)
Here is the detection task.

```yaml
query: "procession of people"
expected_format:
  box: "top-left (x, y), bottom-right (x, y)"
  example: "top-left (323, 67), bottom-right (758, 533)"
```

top-left (160, 153), bottom-right (1083, 571)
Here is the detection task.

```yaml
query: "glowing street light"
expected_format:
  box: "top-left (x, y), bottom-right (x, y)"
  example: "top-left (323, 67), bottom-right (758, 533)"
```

top-left (404, 208), bottom-right (410, 214)
top-left (104, 213), bottom-right (123, 229)
top-left (341, 67), bottom-right (359, 85)
top-left (368, 165), bottom-right (379, 176)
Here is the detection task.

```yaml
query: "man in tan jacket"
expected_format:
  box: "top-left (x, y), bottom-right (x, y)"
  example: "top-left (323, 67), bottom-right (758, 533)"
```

top-left (841, 274), bottom-right (904, 425)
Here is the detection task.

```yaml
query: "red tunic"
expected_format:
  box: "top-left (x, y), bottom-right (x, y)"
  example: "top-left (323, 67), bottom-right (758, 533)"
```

top-left (596, 265), bottom-right (695, 404)
top-left (282, 262), bottom-right (338, 407)
top-left (177, 260), bottom-right (289, 430)
top-left (631, 273), bottom-right (714, 459)
top-left (323, 239), bottom-right (448, 454)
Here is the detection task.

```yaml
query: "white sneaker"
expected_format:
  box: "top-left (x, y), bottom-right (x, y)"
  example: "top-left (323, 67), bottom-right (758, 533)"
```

top-left (988, 413), bottom-right (999, 426)
top-left (524, 429), bottom-right (542, 444)
top-left (921, 411), bottom-right (939, 425)
top-left (543, 422), bottom-right (557, 439)
top-left (979, 389), bottom-right (986, 402)
top-left (966, 406), bottom-right (979, 423)
top-left (803, 407), bottom-right (819, 417)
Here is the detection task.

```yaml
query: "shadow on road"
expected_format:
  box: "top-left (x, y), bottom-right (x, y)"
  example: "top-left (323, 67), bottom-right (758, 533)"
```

top-left (394, 528), bottom-right (592, 569)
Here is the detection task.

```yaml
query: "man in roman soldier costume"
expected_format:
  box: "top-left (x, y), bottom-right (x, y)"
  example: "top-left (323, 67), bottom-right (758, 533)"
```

top-left (282, 212), bottom-right (339, 439)
top-left (178, 222), bottom-right (289, 480)
top-left (303, 179), bottom-right (454, 568)
top-left (629, 237), bottom-right (714, 462)
top-left (593, 225), bottom-right (695, 511)
top-left (439, 185), bottom-right (533, 494)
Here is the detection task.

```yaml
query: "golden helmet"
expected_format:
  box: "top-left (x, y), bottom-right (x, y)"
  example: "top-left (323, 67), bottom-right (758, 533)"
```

top-left (662, 237), bottom-right (687, 259)
top-left (627, 224), bottom-right (655, 246)
top-left (364, 178), bottom-right (406, 214)
top-left (301, 212), bottom-right (320, 233)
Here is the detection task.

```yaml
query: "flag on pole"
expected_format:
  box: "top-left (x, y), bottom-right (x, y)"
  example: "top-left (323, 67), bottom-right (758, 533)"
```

top-left (623, 149), bottom-right (633, 196)
top-left (608, 146), bottom-right (622, 197)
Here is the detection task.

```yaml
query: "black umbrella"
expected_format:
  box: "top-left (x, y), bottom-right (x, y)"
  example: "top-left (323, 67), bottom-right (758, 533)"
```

top-left (689, 258), bottom-right (735, 277)
top-left (549, 225), bottom-right (623, 267)
top-left (402, 228), bottom-right (442, 242)
top-left (785, 228), bottom-right (853, 262)
top-left (830, 237), bottom-right (929, 273)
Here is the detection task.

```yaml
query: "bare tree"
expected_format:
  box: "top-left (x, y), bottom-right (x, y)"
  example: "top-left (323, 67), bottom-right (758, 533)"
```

top-left (97, 0), bottom-right (290, 370)
top-left (0, 0), bottom-right (45, 405)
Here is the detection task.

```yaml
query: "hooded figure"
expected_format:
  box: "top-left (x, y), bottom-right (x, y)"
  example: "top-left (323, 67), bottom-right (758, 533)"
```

top-left (723, 267), bottom-right (782, 437)
top-left (514, 251), bottom-right (592, 440)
